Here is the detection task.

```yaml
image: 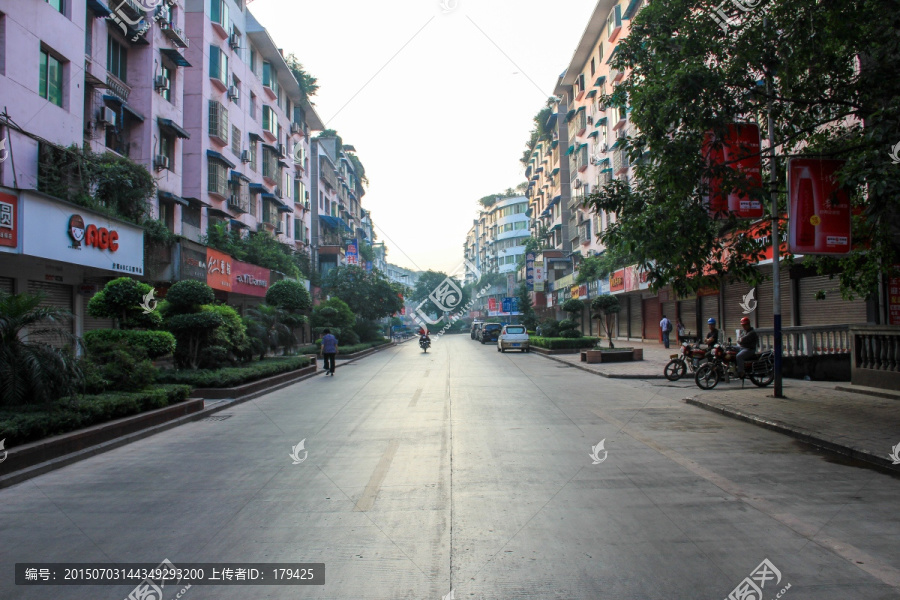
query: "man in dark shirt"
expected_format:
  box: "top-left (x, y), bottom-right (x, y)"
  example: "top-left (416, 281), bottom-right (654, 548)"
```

top-left (703, 318), bottom-right (720, 348)
top-left (320, 329), bottom-right (338, 376)
top-left (736, 317), bottom-right (759, 378)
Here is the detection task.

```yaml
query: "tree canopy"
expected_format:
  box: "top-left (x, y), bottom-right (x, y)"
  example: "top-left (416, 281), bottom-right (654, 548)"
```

top-left (586, 0), bottom-right (900, 298)
top-left (322, 265), bottom-right (404, 321)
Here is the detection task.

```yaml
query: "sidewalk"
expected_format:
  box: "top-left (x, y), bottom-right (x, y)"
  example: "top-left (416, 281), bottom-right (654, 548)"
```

top-left (533, 340), bottom-right (900, 472)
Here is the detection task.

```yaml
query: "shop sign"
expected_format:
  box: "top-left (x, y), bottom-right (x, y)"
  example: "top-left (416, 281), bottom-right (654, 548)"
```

top-left (702, 123), bottom-right (764, 219)
top-left (788, 158), bottom-right (851, 256)
top-left (610, 269), bottom-right (625, 293)
top-left (180, 245), bottom-right (208, 281)
top-left (206, 248), bottom-right (232, 291)
top-left (232, 260), bottom-right (270, 297)
top-left (889, 265), bottom-right (900, 326)
top-left (22, 194), bottom-right (143, 274)
top-left (0, 192), bottom-right (17, 248)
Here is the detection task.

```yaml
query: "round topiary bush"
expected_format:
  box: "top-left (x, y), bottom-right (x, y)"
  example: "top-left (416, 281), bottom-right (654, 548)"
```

top-left (558, 318), bottom-right (578, 332)
top-left (559, 329), bottom-right (583, 338)
top-left (266, 280), bottom-right (312, 312)
top-left (165, 280), bottom-right (216, 312)
top-left (83, 329), bottom-right (176, 359)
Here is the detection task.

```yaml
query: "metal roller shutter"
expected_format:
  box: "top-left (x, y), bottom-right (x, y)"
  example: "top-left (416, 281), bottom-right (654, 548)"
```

top-left (27, 280), bottom-right (73, 347)
top-left (797, 275), bottom-right (868, 326)
top-left (643, 297), bottom-right (661, 341)
top-left (0, 276), bottom-right (14, 294)
top-left (700, 294), bottom-right (720, 341)
top-left (629, 295), bottom-right (642, 338)
top-left (723, 278), bottom-right (753, 341)
top-left (757, 265), bottom-right (791, 329)
top-left (662, 301), bottom-right (677, 336)
top-left (82, 278), bottom-right (115, 332)
top-left (678, 298), bottom-right (697, 339)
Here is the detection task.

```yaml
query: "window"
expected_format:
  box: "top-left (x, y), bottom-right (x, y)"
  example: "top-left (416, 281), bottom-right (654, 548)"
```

top-left (262, 105), bottom-right (277, 135)
top-left (231, 74), bottom-right (240, 106)
top-left (107, 36), bottom-right (127, 82)
top-left (590, 58), bottom-right (595, 76)
top-left (46, 0), bottom-right (64, 13)
top-left (208, 159), bottom-right (228, 197)
top-left (159, 132), bottom-right (174, 171)
top-left (159, 201), bottom-right (175, 232)
top-left (262, 146), bottom-right (279, 180)
top-left (159, 64), bottom-right (172, 102)
top-left (209, 45), bottom-right (228, 85)
top-left (39, 48), bottom-right (63, 107)
top-left (262, 61), bottom-right (279, 95)
top-left (249, 92), bottom-right (257, 121)
top-left (208, 99), bottom-right (228, 143)
top-left (231, 125), bottom-right (240, 155)
top-left (294, 218), bottom-right (303, 241)
top-left (249, 141), bottom-right (258, 172)
top-left (210, 0), bottom-right (229, 30)
top-left (249, 48), bottom-right (257, 77)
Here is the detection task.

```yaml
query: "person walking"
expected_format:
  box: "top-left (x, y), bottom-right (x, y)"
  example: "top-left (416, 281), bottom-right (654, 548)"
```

top-left (735, 316), bottom-right (759, 378)
top-left (659, 314), bottom-right (673, 349)
top-left (320, 329), bottom-right (338, 376)
top-left (676, 318), bottom-right (686, 339)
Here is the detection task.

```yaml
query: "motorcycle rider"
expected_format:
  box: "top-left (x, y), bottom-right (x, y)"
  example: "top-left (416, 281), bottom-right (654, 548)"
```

top-left (703, 318), bottom-right (720, 348)
top-left (735, 316), bottom-right (759, 378)
top-left (418, 326), bottom-right (431, 346)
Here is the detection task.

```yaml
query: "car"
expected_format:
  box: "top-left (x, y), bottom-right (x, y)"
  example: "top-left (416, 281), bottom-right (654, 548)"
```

top-left (470, 321), bottom-right (484, 340)
top-left (498, 324), bottom-right (530, 352)
top-left (480, 323), bottom-right (502, 344)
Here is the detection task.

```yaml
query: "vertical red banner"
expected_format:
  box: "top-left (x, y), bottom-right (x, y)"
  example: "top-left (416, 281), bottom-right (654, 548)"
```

top-left (0, 192), bottom-right (18, 248)
top-left (702, 123), bottom-right (764, 219)
top-left (888, 265), bottom-right (900, 326)
top-left (787, 158), bottom-right (851, 255)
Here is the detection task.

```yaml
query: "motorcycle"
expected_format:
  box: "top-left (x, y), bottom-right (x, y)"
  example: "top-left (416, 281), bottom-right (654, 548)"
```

top-left (664, 341), bottom-right (708, 381)
top-left (419, 336), bottom-right (431, 353)
top-left (694, 343), bottom-right (775, 390)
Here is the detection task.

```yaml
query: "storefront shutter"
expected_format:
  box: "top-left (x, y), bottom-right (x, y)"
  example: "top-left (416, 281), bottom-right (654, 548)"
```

top-left (628, 294), bottom-right (642, 338)
top-left (26, 280), bottom-right (74, 347)
top-left (700, 294), bottom-right (720, 332)
top-left (756, 265), bottom-right (792, 329)
top-left (0, 276), bottom-right (14, 294)
top-left (82, 278), bottom-right (115, 333)
top-left (662, 300), bottom-right (677, 335)
top-left (723, 278), bottom-right (753, 341)
top-left (678, 298), bottom-right (698, 339)
top-left (642, 297), bottom-right (661, 341)
top-left (797, 275), bottom-right (868, 326)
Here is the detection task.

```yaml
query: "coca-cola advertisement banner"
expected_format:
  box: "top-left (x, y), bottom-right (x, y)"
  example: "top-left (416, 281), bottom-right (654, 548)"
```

top-left (788, 158), bottom-right (851, 256)
top-left (232, 260), bottom-right (271, 297)
top-left (702, 123), bottom-right (764, 219)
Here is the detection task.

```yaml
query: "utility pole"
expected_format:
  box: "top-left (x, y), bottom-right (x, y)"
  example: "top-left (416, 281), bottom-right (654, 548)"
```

top-left (765, 38), bottom-right (784, 398)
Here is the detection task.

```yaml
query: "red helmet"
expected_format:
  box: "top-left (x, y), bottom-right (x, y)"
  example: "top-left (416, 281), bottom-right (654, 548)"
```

top-left (740, 317), bottom-right (751, 326)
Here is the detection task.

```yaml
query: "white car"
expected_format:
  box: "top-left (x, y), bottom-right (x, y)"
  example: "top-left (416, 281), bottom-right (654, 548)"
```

top-left (497, 325), bottom-right (530, 353)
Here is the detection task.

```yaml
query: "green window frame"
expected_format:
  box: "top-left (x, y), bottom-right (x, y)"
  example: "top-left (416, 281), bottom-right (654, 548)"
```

top-left (209, 45), bottom-right (228, 85)
top-left (210, 0), bottom-right (229, 29)
top-left (39, 48), bottom-right (63, 107)
top-left (107, 35), bottom-right (127, 82)
top-left (46, 0), bottom-right (64, 13)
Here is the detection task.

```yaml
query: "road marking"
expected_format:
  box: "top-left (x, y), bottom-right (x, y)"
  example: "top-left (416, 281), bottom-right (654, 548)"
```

top-left (354, 439), bottom-right (400, 512)
top-left (409, 388), bottom-right (423, 408)
top-left (589, 406), bottom-right (900, 589)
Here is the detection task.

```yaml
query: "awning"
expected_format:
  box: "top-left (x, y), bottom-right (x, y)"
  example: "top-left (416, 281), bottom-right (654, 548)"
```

top-left (550, 140), bottom-right (559, 149)
top-left (576, 106), bottom-right (586, 114)
top-left (208, 208), bottom-right (230, 219)
top-left (577, 143), bottom-right (588, 151)
top-left (566, 109), bottom-right (576, 122)
top-left (86, 0), bottom-right (112, 17)
top-left (588, 131), bottom-right (600, 138)
top-left (230, 170), bottom-right (250, 182)
top-left (183, 196), bottom-right (210, 207)
top-left (158, 118), bottom-right (190, 139)
top-left (276, 204), bottom-right (293, 213)
top-left (549, 222), bottom-right (562, 232)
top-left (262, 143), bottom-right (280, 154)
top-left (319, 215), bottom-right (342, 229)
top-left (207, 149), bottom-right (235, 169)
top-left (158, 191), bottom-right (189, 206)
top-left (103, 94), bottom-right (144, 121)
top-left (595, 76), bottom-right (606, 87)
top-left (606, 45), bottom-right (619, 65)
top-left (623, 0), bottom-right (642, 19)
top-left (549, 195), bottom-right (562, 207)
top-left (565, 144), bottom-right (576, 156)
top-left (546, 112), bottom-right (558, 129)
top-left (596, 117), bottom-right (608, 126)
top-left (230, 219), bottom-right (250, 229)
top-left (586, 90), bottom-right (598, 98)
top-left (159, 48), bottom-right (191, 68)
top-left (535, 166), bottom-right (544, 174)
top-left (551, 167), bottom-right (560, 176)
top-left (249, 132), bottom-right (263, 142)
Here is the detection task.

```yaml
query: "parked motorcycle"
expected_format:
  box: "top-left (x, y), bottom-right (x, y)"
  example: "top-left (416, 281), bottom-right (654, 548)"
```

top-left (694, 343), bottom-right (775, 389)
top-left (419, 336), bottom-right (431, 353)
top-left (664, 342), bottom-right (708, 381)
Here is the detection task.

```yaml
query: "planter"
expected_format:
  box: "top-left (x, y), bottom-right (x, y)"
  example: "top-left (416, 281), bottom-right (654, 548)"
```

top-left (582, 350), bottom-right (604, 364)
top-left (584, 348), bottom-right (642, 362)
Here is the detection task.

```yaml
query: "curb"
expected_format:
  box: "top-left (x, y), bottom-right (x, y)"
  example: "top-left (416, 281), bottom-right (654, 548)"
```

top-left (685, 397), bottom-right (900, 473)
top-left (0, 344), bottom-right (396, 489)
top-left (534, 351), bottom-right (667, 379)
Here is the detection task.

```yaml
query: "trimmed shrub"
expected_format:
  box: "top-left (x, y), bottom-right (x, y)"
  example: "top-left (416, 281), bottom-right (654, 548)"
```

top-left (266, 279), bottom-right (312, 311)
top-left (83, 329), bottom-right (176, 359)
top-left (157, 356), bottom-right (311, 388)
top-left (559, 329), bottom-right (583, 338)
top-left (81, 340), bottom-right (157, 393)
top-left (528, 336), bottom-right (599, 349)
top-left (0, 385), bottom-right (192, 446)
top-left (537, 319), bottom-right (560, 338)
top-left (558, 318), bottom-right (578, 331)
top-left (204, 304), bottom-right (251, 363)
top-left (164, 279), bottom-right (216, 312)
top-left (87, 277), bottom-right (162, 329)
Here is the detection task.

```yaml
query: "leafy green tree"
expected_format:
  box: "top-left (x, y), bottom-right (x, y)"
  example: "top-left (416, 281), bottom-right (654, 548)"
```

top-left (285, 53), bottom-right (320, 99)
top-left (588, 0), bottom-right (900, 298)
top-left (591, 295), bottom-right (621, 349)
top-left (323, 265), bottom-right (403, 321)
top-left (516, 281), bottom-right (538, 330)
top-left (310, 298), bottom-right (356, 342)
top-left (244, 305), bottom-right (294, 359)
top-left (87, 277), bottom-right (162, 330)
top-left (267, 280), bottom-right (313, 312)
top-left (204, 304), bottom-right (251, 363)
top-left (162, 280), bottom-right (222, 369)
top-left (410, 270), bottom-right (471, 323)
top-left (0, 292), bottom-right (82, 405)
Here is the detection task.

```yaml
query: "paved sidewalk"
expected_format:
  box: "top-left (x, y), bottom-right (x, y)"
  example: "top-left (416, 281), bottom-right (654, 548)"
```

top-left (536, 339), bottom-right (676, 379)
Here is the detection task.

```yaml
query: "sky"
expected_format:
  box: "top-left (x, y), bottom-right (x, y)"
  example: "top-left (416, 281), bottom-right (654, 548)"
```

top-left (248, 0), bottom-right (600, 274)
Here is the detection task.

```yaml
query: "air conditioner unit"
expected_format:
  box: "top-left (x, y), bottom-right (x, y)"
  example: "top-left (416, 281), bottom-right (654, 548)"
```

top-left (587, 116), bottom-right (593, 125)
top-left (600, 143), bottom-right (609, 153)
top-left (154, 155), bottom-right (169, 170)
top-left (240, 150), bottom-right (251, 163)
top-left (154, 75), bottom-right (170, 91)
top-left (228, 86), bottom-right (239, 101)
top-left (99, 107), bottom-right (116, 127)
top-left (572, 179), bottom-right (582, 189)
top-left (274, 185), bottom-right (282, 197)
top-left (229, 33), bottom-right (240, 49)
top-left (290, 122), bottom-right (302, 134)
top-left (277, 144), bottom-right (286, 158)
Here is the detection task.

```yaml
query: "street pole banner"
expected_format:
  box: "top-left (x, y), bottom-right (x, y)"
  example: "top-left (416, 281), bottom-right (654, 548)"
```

top-left (787, 158), bottom-right (851, 256)
top-left (889, 265), bottom-right (900, 326)
top-left (526, 252), bottom-right (536, 290)
top-left (346, 239), bottom-right (359, 265)
top-left (702, 123), bottom-right (764, 219)
top-left (533, 261), bottom-right (545, 292)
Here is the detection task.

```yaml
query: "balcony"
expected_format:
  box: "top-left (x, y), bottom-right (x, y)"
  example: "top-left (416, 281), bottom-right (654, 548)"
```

top-left (612, 148), bottom-right (630, 175)
top-left (160, 22), bottom-right (190, 48)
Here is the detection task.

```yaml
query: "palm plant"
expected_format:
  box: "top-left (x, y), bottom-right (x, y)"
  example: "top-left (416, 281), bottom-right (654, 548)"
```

top-left (245, 304), bottom-right (294, 359)
top-left (0, 291), bottom-right (82, 405)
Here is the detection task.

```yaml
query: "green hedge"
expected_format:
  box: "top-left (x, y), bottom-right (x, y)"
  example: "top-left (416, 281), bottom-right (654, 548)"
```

top-left (309, 339), bottom-right (390, 354)
top-left (0, 385), bottom-right (192, 446)
top-left (528, 336), bottom-right (600, 349)
top-left (156, 356), bottom-right (312, 388)
top-left (83, 329), bottom-right (177, 359)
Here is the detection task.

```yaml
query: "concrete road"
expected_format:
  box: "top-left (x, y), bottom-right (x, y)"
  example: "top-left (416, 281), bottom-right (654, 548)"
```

top-left (2, 335), bottom-right (899, 599)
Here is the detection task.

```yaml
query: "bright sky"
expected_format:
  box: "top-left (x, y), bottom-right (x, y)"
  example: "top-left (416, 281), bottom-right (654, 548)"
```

top-left (248, 0), bottom-right (599, 273)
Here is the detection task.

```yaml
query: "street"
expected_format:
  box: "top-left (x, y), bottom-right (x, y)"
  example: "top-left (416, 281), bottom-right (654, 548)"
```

top-left (2, 335), bottom-right (899, 600)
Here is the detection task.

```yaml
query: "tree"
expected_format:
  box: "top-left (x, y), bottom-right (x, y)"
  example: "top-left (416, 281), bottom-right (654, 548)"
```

top-left (587, 0), bottom-right (900, 299)
top-left (0, 292), bottom-right (82, 405)
top-left (591, 295), bottom-right (621, 349)
top-left (162, 280), bottom-right (222, 369)
top-left (244, 304), bottom-right (294, 359)
top-left (520, 97), bottom-right (558, 166)
top-left (267, 280), bottom-right (312, 312)
top-left (284, 53), bottom-right (319, 99)
top-left (411, 270), bottom-right (470, 323)
top-left (322, 265), bottom-right (404, 321)
top-left (516, 281), bottom-right (538, 330)
top-left (87, 277), bottom-right (162, 330)
top-left (311, 298), bottom-right (357, 343)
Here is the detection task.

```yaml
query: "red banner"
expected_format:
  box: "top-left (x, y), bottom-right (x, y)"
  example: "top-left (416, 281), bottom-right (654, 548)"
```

top-left (788, 158), bottom-right (851, 255)
top-left (488, 298), bottom-right (498, 312)
top-left (206, 248), bottom-right (233, 291)
top-left (610, 269), bottom-right (625, 292)
top-left (232, 260), bottom-right (270, 297)
top-left (0, 192), bottom-right (17, 248)
top-left (888, 265), bottom-right (900, 326)
top-left (703, 123), bottom-right (764, 219)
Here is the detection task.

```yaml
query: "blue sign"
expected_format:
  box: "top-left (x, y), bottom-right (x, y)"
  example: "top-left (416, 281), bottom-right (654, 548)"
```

top-left (346, 238), bottom-right (359, 265)
top-left (502, 297), bottom-right (513, 313)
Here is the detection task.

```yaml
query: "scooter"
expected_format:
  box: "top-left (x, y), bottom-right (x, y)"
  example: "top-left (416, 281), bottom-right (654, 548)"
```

top-left (664, 341), bottom-right (708, 381)
top-left (419, 336), bottom-right (431, 353)
top-left (694, 342), bottom-right (774, 390)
